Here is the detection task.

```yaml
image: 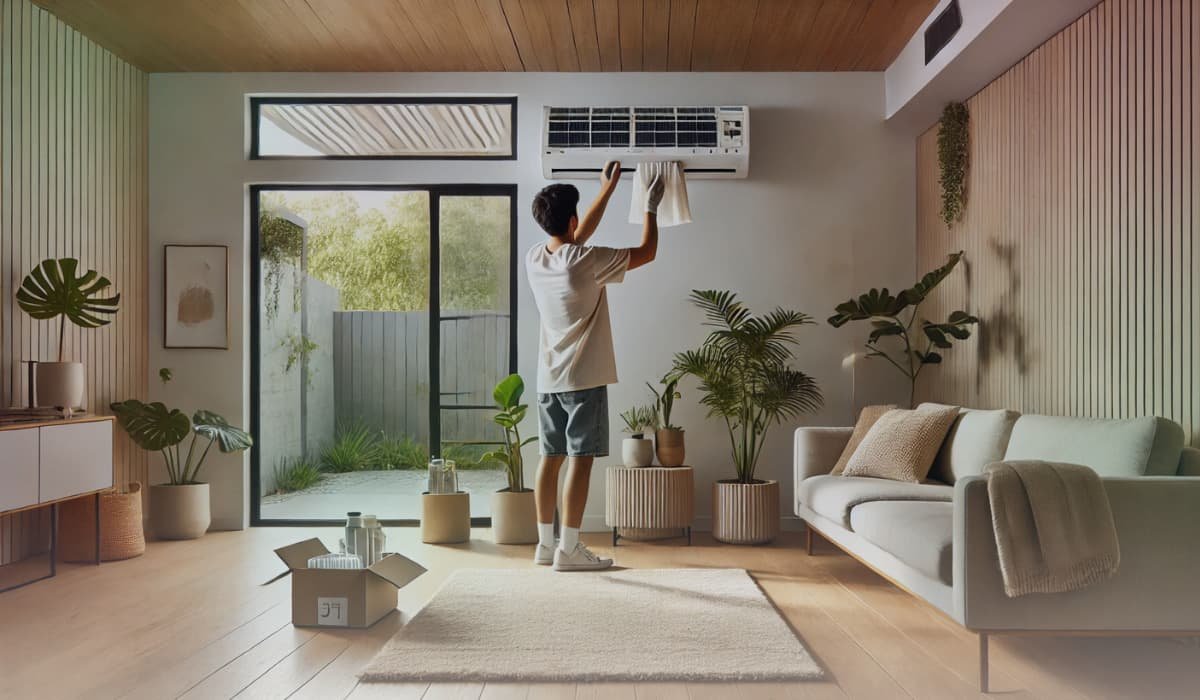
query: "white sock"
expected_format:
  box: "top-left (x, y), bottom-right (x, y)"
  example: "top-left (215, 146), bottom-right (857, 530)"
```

top-left (560, 526), bottom-right (580, 553)
top-left (538, 522), bottom-right (556, 548)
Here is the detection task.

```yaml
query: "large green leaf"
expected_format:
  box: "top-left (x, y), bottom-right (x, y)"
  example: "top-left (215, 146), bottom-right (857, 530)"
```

top-left (16, 258), bottom-right (120, 328)
top-left (492, 373), bottom-right (524, 409)
top-left (192, 410), bottom-right (253, 453)
top-left (110, 400), bottom-right (191, 451)
top-left (898, 251), bottom-right (963, 307)
top-left (827, 288), bottom-right (905, 327)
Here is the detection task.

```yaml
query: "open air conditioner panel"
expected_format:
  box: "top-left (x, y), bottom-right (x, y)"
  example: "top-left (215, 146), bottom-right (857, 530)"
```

top-left (542, 106), bottom-right (749, 180)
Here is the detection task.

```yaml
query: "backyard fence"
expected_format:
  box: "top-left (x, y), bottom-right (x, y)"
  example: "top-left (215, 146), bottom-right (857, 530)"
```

top-left (332, 310), bottom-right (512, 449)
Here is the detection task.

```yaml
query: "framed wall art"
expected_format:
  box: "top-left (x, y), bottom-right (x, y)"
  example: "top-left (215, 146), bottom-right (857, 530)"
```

top-left (164, 244), bottom-right (228, 349)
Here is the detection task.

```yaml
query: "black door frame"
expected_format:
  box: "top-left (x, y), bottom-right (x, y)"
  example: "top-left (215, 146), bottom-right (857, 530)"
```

top-left (249, 183), bottom-right (519, 526)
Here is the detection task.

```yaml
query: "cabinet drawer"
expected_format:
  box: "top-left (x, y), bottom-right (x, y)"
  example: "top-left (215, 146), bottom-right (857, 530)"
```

top-left (0, 428), bottom-right (40, 512)
top-left (39, 421), bottom-right (113, 503)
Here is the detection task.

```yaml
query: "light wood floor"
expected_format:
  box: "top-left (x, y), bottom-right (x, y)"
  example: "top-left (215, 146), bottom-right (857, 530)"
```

top-left (2, 527), bottom-right (1198, 699)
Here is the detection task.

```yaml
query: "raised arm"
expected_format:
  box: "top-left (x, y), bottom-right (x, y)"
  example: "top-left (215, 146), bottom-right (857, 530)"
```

top-left (569, 160), bottom-right (621, 246)
top-left (627, 176), bottom-right (664, 271)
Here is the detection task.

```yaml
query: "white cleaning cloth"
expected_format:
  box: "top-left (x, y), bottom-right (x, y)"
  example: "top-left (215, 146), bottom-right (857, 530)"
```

top-left (628, 161), bottom-right (691, 227)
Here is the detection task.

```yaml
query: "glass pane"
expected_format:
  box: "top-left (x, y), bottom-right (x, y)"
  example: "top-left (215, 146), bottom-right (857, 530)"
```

top-left (256, 101), bottom-right (514, 158)
top-left (257, 189), bottom-right (432, 522)
top-left (439, 195), bottom-right (513, 516)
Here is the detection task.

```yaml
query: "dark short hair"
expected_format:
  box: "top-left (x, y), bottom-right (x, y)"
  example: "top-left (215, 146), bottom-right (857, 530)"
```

top-left (531, 184), bottom-right (579, 237)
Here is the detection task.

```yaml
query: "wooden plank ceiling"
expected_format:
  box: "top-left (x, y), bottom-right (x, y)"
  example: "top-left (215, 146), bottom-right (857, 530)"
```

top-left (30, 0), bottom-right (938, 72)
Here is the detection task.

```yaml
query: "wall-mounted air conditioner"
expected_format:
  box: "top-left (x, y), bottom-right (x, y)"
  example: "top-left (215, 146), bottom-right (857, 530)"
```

top-left (542, 106), bottom-right (749, 179)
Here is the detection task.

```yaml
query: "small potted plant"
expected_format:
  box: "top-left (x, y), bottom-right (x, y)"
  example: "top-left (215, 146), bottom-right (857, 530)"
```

top-left (648, 373), bottom-right (685, 466)
top-left (17, 258), bottom-right (120, 416)
top-left (483, 374), bottom-right (539, 544)
top-left (619, 405), bottom-right (657, 467)
top-left (111, 394), bottom-right (252, 540)
top-left (674, 290), bottom-right (823, 544)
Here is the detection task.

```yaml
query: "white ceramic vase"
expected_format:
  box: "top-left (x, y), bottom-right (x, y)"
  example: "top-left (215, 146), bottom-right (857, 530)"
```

top-left (150, 482), bottom-right (211, 540)
top-left (622, 437), bottom-right (654, 467)
top-left (36, 361), bottom-right (85, 415)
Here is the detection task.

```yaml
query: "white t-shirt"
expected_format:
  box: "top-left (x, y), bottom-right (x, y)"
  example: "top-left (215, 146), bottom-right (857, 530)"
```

top-left (525, 242), bottom-right (630, 394)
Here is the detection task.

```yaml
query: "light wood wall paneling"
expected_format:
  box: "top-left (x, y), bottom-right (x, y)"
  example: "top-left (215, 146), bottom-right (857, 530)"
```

top-left (0, 0), bottom-right (148, 566)
top-left (915, 0), bottom-right (1198, 449)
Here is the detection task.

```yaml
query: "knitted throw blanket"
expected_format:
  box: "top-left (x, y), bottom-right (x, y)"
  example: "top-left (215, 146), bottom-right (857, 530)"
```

top-left (985, 460), bottom-right (1120, 597)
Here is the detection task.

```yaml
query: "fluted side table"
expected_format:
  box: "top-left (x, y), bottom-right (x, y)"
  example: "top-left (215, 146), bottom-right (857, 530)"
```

top-left (604, 466), bottom-right (694, 546)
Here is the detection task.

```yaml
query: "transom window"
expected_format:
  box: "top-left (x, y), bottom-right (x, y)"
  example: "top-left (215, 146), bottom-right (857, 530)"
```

top-left (250, 96), bottom-right (516, 160)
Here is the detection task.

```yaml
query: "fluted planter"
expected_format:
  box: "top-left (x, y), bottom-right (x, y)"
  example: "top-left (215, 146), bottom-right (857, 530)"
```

top-left (655, 428), bottom-right (685, 466)
top-left (491, 489), bottom-right (537, 544)
top-left (150, 483), bottom-right (211, 540)
top-left (712, 479), bottom-right (780, 545)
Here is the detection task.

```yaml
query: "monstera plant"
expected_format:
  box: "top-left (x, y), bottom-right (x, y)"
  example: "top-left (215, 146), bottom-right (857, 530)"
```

top-left (17, 258), bottom-right (120, 413)
top-left (828, 251), bottom-right (979, 408)
top-left (483, 374), bottom-right (539, 544)
top-left (111, 398), bottom-right (252, 540)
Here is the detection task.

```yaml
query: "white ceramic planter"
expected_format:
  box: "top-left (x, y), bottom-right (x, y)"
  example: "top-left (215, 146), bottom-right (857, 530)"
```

top-left (712, 479), bottom-right (780, 545)
top-left (150, 483), bottom-right (211, 540)
top-left (36, 361), bottom-right (85, 415)
top-left (491, 489), bottom-right (538, 544)
top-left (622, 438), bottom-right (654, 467)
top-left (655, 428), bottom-right (686, 467)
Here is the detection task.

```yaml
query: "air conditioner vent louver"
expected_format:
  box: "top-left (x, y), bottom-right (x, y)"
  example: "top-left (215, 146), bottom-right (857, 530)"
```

top-left (542, 105), bottom-right (748, 180)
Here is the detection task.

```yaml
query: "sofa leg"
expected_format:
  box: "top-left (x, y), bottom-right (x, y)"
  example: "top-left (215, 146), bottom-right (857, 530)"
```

top-left (979, 633), bottom-right (990, 693)
top-left (805, 525), bottom-right (814, 555)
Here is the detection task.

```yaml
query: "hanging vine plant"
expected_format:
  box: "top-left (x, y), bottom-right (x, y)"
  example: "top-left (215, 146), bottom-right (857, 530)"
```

top-left (259, 211), bottom-right (305, 323)
top-left (937, 101), bottom-right (969, 226)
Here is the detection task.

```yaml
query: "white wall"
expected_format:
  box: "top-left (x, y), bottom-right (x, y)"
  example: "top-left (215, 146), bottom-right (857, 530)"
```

top-left (885, 0), bottom-right (1100, 130)
top-left (149, 72), bottom-right (915, 532)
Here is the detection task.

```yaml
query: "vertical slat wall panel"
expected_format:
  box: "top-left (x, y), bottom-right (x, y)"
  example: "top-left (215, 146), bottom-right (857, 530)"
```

top-left (915, 0), bottom-right (1198, 448)
top-left (0, 0), bottom-right (148, 565)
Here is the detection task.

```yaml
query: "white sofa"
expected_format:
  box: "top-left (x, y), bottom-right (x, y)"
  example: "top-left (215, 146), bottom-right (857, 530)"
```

top-left (793, 405), bottom-right (1200, 692)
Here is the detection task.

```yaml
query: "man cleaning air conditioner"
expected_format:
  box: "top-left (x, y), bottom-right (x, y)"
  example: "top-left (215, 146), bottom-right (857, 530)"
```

top-left (526, 161), bottom-right (665, 571)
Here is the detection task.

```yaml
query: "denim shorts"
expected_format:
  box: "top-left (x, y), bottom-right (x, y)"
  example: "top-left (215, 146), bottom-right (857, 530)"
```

top-left (537, 386), bottom-right (609, 457)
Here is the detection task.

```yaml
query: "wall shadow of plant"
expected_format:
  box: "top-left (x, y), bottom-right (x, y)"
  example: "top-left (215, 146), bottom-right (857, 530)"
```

top-left (976, 239), bottom-right (1033, 391)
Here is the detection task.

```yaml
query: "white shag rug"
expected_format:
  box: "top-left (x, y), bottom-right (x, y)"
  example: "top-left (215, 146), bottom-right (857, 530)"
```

top-left (360, 568), bottom-right (822, 683)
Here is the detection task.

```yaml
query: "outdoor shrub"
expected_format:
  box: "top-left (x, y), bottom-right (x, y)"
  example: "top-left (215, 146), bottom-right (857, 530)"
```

top-left (321, 421), bottom-right (378, 473)
top-left (373, 434), bottom-right (427, 470)
top-left (442, 443), bottom-right (501, 471)
top-left (273, 456), bottom-right (323, 493)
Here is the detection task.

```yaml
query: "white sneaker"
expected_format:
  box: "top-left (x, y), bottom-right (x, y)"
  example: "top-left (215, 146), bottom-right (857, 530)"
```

top-left (534, 542), bottom-right (557, 566)
top-left (553, 542), bottom-right (613, 572)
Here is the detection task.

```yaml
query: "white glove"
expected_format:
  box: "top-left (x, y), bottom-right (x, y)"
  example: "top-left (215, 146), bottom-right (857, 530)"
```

top-left (645, 175), bottom-right (665, 215)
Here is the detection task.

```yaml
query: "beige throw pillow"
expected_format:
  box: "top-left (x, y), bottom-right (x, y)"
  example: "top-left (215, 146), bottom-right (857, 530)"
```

top-left (842, 404), bottom-right (961, 483)
top-left (831, 404), bottom-right (897, 475)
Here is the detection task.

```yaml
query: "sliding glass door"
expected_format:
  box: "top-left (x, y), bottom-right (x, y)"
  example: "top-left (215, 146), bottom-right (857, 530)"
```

top-left (250, 185), bottom-right (516, 524)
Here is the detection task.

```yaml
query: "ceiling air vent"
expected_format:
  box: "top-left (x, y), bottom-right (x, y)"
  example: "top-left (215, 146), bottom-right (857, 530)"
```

top-left (924, 0), bottom-right (963, 65)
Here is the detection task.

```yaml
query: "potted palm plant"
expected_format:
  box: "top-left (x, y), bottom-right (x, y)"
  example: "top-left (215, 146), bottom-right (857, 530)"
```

top-left (619, 405), bottom-right (657, 467)
top-left (483, 374), bottom-right (539, 544)
top-left (110, 398), bottom-right (252, 539)
top-left (17, 258), bottom-right (120, 416)
top-left (674, 290), bottom-right (823, 544)
top-left (647, 373), bottom-right (685, 466)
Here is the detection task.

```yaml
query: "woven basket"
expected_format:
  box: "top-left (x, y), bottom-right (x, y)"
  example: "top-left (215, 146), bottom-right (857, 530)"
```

top-left (58, 482), bottom-right (146, 562)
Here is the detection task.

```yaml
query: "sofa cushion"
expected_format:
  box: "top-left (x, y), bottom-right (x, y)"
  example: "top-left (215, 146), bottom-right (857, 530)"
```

top-left (923, 404), bottom-right (1020, 484)
top-left (1003, 414), bottom-right (1185, 477)
top-left (796, 474), bottom-right (953, 527)
top-left (831, 404), bottom-right (897, 475)
top-left (850, 500), bottom-right (954, 586)
top-left (843, 404), bottom-right (961, 482)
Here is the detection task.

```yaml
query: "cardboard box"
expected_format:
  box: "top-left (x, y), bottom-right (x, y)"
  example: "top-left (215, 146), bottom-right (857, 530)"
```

top-left (273, 538), bottom-right (426, 628)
